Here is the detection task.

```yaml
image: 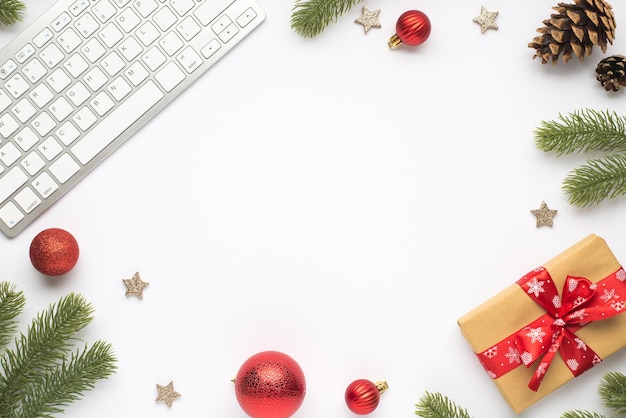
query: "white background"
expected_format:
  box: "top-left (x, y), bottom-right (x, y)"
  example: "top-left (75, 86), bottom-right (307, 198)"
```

top-left (3, 0), bottom-right (626, 417)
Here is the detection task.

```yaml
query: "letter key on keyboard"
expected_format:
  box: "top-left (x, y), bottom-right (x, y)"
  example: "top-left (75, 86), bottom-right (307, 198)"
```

top-left (0, 0), bottom-right (265, 237)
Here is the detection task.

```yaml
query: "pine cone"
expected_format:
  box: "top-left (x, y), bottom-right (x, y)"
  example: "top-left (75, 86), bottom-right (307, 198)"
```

top-left (528, 0), bottom-right (616, 65)
top-left (596, 55), bottom-right (626, 91)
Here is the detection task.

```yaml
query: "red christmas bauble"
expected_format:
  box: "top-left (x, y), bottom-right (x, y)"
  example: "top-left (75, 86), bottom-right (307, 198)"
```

top-left (29, 228), bottom-right (79, 276)
top-left (234, 351), bottom-right (306, 418)
top-left (388, 10), bottom-right (431, 48)
top-left (345, 379), bottom-right (388, 415)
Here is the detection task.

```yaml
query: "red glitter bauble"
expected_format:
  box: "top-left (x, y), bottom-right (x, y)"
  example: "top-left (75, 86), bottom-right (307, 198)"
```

top-left (345, 379), bottom-right (388, 415)
top-left (388, 10), bottom-right (431, 48)
top-left (234, 351), bottom-right (306, 418)
top-left (29, 228), bottom-right (79, 276)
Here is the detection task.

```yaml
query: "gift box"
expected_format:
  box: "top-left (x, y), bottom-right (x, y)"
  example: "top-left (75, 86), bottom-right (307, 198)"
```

top-left (458, 234), bottom-right (626, 413)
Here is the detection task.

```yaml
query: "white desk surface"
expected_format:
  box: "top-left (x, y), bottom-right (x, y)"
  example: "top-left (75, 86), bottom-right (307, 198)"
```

top-left (3, 0), bottom-right (626, 416)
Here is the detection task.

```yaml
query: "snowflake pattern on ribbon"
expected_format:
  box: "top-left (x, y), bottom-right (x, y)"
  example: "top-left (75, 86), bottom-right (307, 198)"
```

top-left (476, 266), bottom-right (626, 391)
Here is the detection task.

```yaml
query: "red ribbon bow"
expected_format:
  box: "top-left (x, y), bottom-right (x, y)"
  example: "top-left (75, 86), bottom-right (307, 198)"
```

top-left (477, 267), bottom-right (626, 391)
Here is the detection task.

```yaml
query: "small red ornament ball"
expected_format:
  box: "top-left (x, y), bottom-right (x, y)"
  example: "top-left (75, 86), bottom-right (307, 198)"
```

top-left (234, 351), bottom-right (306, 418)
top-left (388, 10), bottom-right (431, 48)
top-left (29, 228), bottom-right (79, 276)
top-left (345, 379), bottom-right (388, 415)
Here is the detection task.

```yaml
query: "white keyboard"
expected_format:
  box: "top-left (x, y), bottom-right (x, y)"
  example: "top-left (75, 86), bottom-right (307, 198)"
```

top-left (0, 0), bottom-right (265, 237)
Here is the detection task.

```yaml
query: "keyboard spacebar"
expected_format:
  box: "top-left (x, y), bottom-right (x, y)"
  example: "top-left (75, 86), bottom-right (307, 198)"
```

top-left (71, 81), bottom-right (164, 165)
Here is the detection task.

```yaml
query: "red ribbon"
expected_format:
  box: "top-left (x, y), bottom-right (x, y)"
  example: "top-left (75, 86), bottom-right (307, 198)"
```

top-left (476, 267), bottom-right (626, 391)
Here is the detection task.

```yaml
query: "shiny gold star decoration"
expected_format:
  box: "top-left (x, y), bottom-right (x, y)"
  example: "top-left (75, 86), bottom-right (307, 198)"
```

top-left (531, 201), bottom-right (558, 227)
top-left (355, 6), bottom-right (381, 33)
top-left (123, 272), bottom-right (149, 299)
top-left (156, 381), bottom-right (181, 407)
top-left (473, 6), bottom-right (498, 33)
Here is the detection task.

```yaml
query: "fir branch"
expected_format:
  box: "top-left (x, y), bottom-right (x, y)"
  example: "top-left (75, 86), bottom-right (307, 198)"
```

top-left (563, 154), bottom-right (626, 206)
top-left (560, 412), bottom-right (607, 418)
top-left (599, 372), bottom-right (626, 414)
top-left (17, 341), bottom-right (117, 418)
top-left (291, 0), bottom-right (362, 38)
top-left (0, 293), bottom-right (95, 415)
top-left (0, 0), bottom-right (25, 26)
top-left (535, 109), bottom-right (626, 156)
top-left (0, 282), bottom-right (25, 349)
top-left (415, 391), bottom-right (474, 418)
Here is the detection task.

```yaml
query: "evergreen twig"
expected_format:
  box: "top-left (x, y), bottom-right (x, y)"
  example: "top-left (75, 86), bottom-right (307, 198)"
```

top-left (560, 411), bottom-right (608, 418)
top-left (0, 0), bottom-right (25, 26)
top-left (415, 391), bottom-right (474, 418)
top-left (535, 109), bottom-right (626, 155)
top-left (291, 0), bottom-right (362, 38)
top-left (599, 372), bottom-right (626, 414)
top-left (0, 288), bottom-right (117, 417)
top-left (0, 283), bottom-right (25, 349)
top-left (563, 154), bottom-right (626, 206)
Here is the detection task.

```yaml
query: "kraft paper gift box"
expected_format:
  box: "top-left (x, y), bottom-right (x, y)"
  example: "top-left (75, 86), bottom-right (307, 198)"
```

top-left (457, 234), bottom-right (626, 413)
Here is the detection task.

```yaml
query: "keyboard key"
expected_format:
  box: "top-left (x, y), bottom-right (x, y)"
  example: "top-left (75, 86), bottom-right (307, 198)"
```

top-left (101, 51), bottom-right (125, 76)
top-left (92, 0), bottom-right (117, 22)
top-left (5, 74), bottom-right (29, 98)
top-left (75, 13), bottom-right (100, 37)
top-left (14, 126), bottom-right (39, 150)
top-left (177, 46), bottom-right (202, 73)
top-left (141, 46), bottom-right (166, 70)
top-left (73, 107), bottom-right (97, 130)
top-left (0, 142), bottom-right (21, 165)
top-left (159, 32), bottom-right (183, 56)
top-left (0, 59), bottom-right (17, 79)
top-left (15, 187), bottom-right (41, 213)
top-left (50, 154), bottom-right (80, 183)
top-left (171, 0), bottom-right (194, 16)
top-left (15, 44), bottom-right (35, 63)
top-left (176, 16), bottom-right (201, 41)
top-left (12, 99), bottom-right (37, 123)
top-left (33, 28), bottom-right (54, 47)
top-left (39, 137), bottom-right (63, 160)
top-left (83, 67), bottom-right (108, 91)
top-left (194, 0), bottom-right (234, 26)
top-left (118, 36), bottom-right (142, 60)
top-left (69, 0), bottom-right (90, 16)
top-left (132, 0), bottom-right (158, 18)
top-left (51, 12), bottom-right (72, 32)
top-left (124, 61), bottom-right (149, 86)
top-left (40, 43), bottom-right (65, 67)
top-left (32, 112), bottom-right (56, 136)
top-left (237, 8), bottom-right (257, 27)
top-left (99, 22), bottom-right (123, 47)
top-left (81, 38), bottom-right (106, 62)
top-left (0, 89), bottom-right (12, 111)
top-left (155, 61), bottom-right (185, 92)
top-left (117, 8), bottom-right (140, 32)
top-left (91, 91), bottom-right (114, 115)
top-left (200, 38), bottom-right (221, 58)
top-left (107, 76), bottom-right (131, 100)
top-left (32, 172), bottom-right (59, 198)
top-left (30, 84), bottom-right (55, 108)
top-left (55, 121), bottom-right (80, 145)
top-left (21, 151), bottom-right (46, 175)
top-left (49, 96), bottom-right (73, 121)
top-left (153, 6), bottom-right (177, 31)
top-left (58, 27), bottom-right (82, 53)
top-left (0, 201), bottom-right (24, 228)
top-left (135, 21), bottom-right (159, 46)
top-left (0, 167), bottom-right (28, 204)
top-left (64, 53), bottom-right (89, 77)
top-left (22, 58), bottom-right (47, 82)
top-left (0, 114), bottom-right (19, 138)
top-left (46, 68), bottom-right (72, 93)
top-left (67, 81), bottom-right (90, 105)
top-left (71, 80), bottom-right (164, 164)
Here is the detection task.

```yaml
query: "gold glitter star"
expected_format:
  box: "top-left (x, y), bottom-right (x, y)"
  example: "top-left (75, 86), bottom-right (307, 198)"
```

top-left (473, 6), bottom-right (498, 33)
top-left (156, 381), bottom-right (180, 407)
top-left (355, 6), bottom-right (381, 33)
top-left (123, 272), bottom-right (149, 299)
top-left (531, 201), bottom-right (558, 227)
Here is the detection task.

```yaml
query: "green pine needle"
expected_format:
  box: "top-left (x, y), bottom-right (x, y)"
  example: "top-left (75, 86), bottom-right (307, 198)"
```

top-left (0, 0), bottom-right (25, 26)
top-left (560, 411), bottom-right (608, 418)
top-left (598, 372), bottom-right (626, 414)
top-left (0, 288), bottom-right (117, 417)
top-left (0, 283), bottom-right (25, 349)
top-left (415, 391), bottom-right (474, 418)
top-left (535, 109), bottom-right (626, 156)
top-left (563, 154), bottom-right (626, 206)
top-left (291, 0), bottom-right (362, 38)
